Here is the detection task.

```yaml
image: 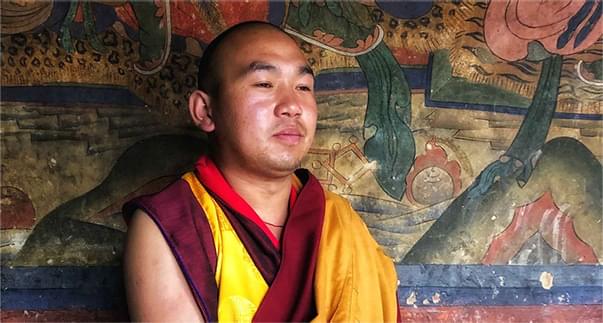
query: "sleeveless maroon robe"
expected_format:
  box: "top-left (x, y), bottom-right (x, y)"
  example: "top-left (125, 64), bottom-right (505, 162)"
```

top-left (123, 157), bottom-right (326, 322)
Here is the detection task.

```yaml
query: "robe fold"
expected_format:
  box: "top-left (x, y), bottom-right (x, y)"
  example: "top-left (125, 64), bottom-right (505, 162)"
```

top-left (124, 156), bottom-right (399, 322)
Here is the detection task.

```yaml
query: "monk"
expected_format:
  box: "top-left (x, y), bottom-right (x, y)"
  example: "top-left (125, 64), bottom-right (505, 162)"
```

top-left (123, 21), bottom-right (399, 322)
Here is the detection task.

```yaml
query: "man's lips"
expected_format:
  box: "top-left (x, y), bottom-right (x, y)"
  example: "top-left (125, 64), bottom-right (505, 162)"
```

top-left (273, 127), bottom-right (305, 144)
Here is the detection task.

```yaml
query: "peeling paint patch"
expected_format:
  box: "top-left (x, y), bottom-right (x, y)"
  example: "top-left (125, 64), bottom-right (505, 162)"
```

top-left (491, 287), bottom-right (500, 299)
top-left (406, 291), bottom-right (417, 305)
top-left (558, 293), bottom-right (569, 304)
top-left (539, 271), bottom-right (554, 290)
top-left (431, 292), bottom-right (441, 304)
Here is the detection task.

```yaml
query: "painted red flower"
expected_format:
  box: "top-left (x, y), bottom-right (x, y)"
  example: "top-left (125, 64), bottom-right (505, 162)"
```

top-left (484, 0), bottom-right (603, 61)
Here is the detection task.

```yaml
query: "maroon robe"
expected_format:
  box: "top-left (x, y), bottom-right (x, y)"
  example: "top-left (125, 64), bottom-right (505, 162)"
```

top-left (123, 156), bottom-right (326, 322)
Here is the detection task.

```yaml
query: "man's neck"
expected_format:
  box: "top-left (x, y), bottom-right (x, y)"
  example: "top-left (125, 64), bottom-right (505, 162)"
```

top-left (217, 162), bottom-right (292, 229)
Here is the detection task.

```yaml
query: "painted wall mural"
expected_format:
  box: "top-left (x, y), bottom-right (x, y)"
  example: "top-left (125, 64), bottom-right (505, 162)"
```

top-left (1, 0), bottom-right (602, 321)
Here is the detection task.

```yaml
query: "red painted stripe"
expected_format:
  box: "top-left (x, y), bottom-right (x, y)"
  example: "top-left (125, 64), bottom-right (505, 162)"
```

top-left (483, 192), bottom-right (598, 264)
top-left (399, 304), bottom-right (603, 322)
top-left (5, 305), bottom-right (599, 322)
top-left (169, 2), bottom-right (216, 44)
top-left (1, 310), bottom-right (128, 322)
top-left (217, 0), bottom-right (270, 27)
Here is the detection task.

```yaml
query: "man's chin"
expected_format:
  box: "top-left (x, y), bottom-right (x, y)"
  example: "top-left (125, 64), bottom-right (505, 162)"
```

top-left (263, 156), bottom-right (303, 174)
top-left (271, 161), bottom-right (301, 173)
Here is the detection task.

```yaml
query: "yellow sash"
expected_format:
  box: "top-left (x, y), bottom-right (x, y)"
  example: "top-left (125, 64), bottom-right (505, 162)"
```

top-left (183, 172), bottom-right (267, 323)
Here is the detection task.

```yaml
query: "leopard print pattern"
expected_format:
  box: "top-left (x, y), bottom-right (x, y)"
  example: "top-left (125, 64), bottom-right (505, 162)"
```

top-left (1, 28), bottom-right (197, 125)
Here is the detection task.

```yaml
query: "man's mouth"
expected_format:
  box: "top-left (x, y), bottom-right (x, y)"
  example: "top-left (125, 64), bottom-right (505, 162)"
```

top-left (273, 127), bottom-right (305, 144)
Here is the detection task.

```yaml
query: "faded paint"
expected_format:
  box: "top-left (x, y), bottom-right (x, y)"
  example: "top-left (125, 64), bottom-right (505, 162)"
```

top-left (431, 292), bottom-right (441, 304)
top-left (540, 271), bottom-right (554, 290)
top-left (405, 291), bottom-right (416, 306)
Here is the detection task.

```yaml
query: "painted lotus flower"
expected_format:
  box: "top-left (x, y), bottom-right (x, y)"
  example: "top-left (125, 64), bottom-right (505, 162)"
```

top-left (484, 0), bottom-right (603, 61)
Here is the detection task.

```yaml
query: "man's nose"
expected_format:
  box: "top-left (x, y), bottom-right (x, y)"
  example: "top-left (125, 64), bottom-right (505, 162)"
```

top-left (275, 89), bottom-right (302, 118)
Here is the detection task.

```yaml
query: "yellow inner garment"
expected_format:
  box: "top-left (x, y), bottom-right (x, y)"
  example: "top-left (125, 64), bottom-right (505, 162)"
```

top-left (183, 172), bottom-right (399, 322)
top-left (183, 172), bottom-right (268, 323)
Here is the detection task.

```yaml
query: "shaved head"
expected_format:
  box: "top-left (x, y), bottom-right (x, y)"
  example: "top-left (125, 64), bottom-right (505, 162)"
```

top-left (188, 20), bottom-right (317, 178)
top-left (197, 21), bottom-right (299, 98)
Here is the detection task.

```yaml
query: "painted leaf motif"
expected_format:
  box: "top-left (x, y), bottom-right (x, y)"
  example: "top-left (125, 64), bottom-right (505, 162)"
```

top-left (285, 1), bottom-right (374, 49)
top-left (325, 0), bottom-right (343, 17)
top-left (356, 43), bottom-right (415, 200)
top-left (299, 1), bottom-right (311, 27)
top-left (340, 1), bottom-right (374, 29)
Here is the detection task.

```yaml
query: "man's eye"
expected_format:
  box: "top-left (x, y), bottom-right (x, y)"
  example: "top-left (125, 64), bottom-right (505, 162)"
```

top-left (297, 85), bottom-right (312, 92)
top-left (255, 82), bottom-right (272, 88)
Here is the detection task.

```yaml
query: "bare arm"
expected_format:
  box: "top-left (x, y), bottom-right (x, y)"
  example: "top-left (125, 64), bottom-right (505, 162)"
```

top-left (123, 209), bottom-right (205, 322)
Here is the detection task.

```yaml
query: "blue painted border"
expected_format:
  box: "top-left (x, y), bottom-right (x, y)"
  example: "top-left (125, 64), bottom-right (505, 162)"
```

top-left (1, 86), bottom-right (145, 107)
top-left (268, 1), bottom-right (286, 26)
top-left (423, 55), bottom-right (603, 121)
top-left (1, 266), bottom-right (125, 310)
top-left (1, 64), bottom-right (600, 121)
top-left (1, 265), bottom-right (601, 310)
top-left (398, 286), bottom-right (602, 306)
top-left (396, 265), bottom-right (603, 306)
top-left (3, 289), bottom-right (126, 311)
top-left (396, 264), bottom-right (603, 288)
top-left (0, 68), bottom-right (426, 106)
top-left (314, 68), bottom-right (427, 92)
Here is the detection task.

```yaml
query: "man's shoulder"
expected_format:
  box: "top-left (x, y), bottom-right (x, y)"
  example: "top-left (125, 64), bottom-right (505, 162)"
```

top-left (322, 190), bottom-right (368, 227)
top-left (323, 190), bottom-right (351, 207)
top-left (137, 175), bottom-right (193, 204)
top-left (320, 190), bottom-right (384, 255)
top-left (123, 173), bottom-right (196, 220)
top-left (298, 169), bottom-right (359, 221)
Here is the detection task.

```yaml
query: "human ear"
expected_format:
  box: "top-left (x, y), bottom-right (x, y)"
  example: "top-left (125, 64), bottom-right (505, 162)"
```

top-left (188, 90), bottom-right (215, 132)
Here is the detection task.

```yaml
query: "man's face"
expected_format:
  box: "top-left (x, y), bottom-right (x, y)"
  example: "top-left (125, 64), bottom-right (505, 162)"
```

top-left (211, 27), bottom-right (317, 178)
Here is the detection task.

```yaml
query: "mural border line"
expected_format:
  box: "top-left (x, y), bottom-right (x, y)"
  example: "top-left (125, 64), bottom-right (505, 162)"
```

top-left (424, 54), bottom-right (603, 121)
top-left (1, 86), bottom-right (145, 107)
top-left (1, 265), bottom-right (601, 309)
